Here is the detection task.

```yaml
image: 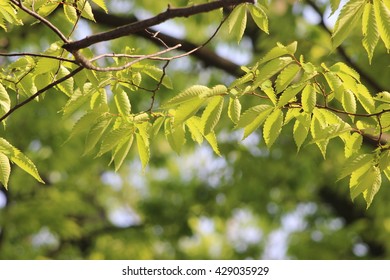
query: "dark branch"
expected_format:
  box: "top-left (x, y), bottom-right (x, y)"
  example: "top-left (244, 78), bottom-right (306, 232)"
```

top-left (63, 0), bottom-right (254, 52)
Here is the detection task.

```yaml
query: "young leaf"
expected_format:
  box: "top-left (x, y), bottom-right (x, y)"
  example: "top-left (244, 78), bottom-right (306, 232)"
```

top-left (342, 89), bottom-right (357, 116)
top-left (293, 112), bottom-right (311, 151)
top-left (355, 84), bottom-right (375, 113)
top-left (362, 3), bottom-right (379, 63)
top-left (112, 135), bottom-right (133, 171)
top-left (67, 109), bottom-right (107, 141)
top-left (332, 0), bottom-right (366, 49)
top-left (98, 127), bottom-right (133, 156)
top-left (91, 0), bottom-right (108, 13)
top-left (163, 85), bottom-right (209, 108)
top-left (84, 116), bottom-right (112, 155)
top-left (248, 4), bottom-right (269, 34)
top-left (165, 119), bottom-right (186, 154)
top-left (136, 133), bottom-right (150, 170)
top-left (186, 116), bottom-right (204, 144)
top-left (373, 0), bottom-right (390, 50)
top-left (344, 133), bottom-right (363, 158)
top-left (205, 131), bottom-right (221, 157)
top-left (227, 4), bottom-right (247, 43)
top-left (56, 66), bottom-right (74, 96)
top-left (64, 4), bottom-right (78, 24)
top-left (275, 63), bottom-right (301, 93)
top-left (0, 152), bottom-right (10, 189)
top-left (260, 80), bottom-right (277, 106)
top-left (78, 0), bottom-right (95, 22)
top-left (263, 109), bottom-right (284, 148)
top-left (201, 96), bottom-right (224, 135)
top-left (278, 83), bottom-right (306, 108)
top-left (257, 42), bottom-right (296, 65)
top-left (338, 153), bottom-right (374, 180)
top-left (113, 88), bottom-right (131, 116)
top-left (174, 98), bottom-right (205, 126)
top-left (363, 166), bottom-right (382, 208)
top-left (253, 57), bottom-right (293, 88)
top-left (301, 84), bottom-right (316, 113)
top-left (236, 105), bottom-right (273, 139)
top-left (228, 97), bottom-right (241, 124)
top-left (0, 83), bottom-right (10, 119)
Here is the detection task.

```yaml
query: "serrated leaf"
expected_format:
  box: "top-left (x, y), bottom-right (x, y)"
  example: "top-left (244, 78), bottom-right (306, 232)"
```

top-left (278, 83), bottom-right (306, 108)
top-left (374, 0), bottom-right (390, 50)
top-left (174, 98), bottom-right (205, 126)
top-left (362, 3), bottom-right (379, 63)
top-left (78, 0), bottom-right (95, 21)
top-left (142, 65), bottom-right (172, 89)
top-left (310, 114), bottom-right (328, 158)
top-left (98, 127), bottom-right (132, 156)
top-left (56, 66), bottom-right (74, 96)
top-left (260, 80), bottom-right (277, 106)
top-left (150, 116), bottom-right (165, 139)
top-left (293, 112), bottom-right (311, 151)
top-left (332, 0), bottom-right (366, 49)
top-left (0, 83), bottom-right (10, 119)
top-left (227, 4), bottom-right (247, 43)
top-left (64, 4), bottom-right (78, 24)
top-left (91, 0), bottom-right (108, 13)
top-left (324, 72), bottom-right (344, 102)
top-left (258, 42), bottom-right (294, 65)
top-left (186, 116), bottom-right (204, 144)
top-left (374, 91), bottom-right (390, 103)
top-left (112, 135), bottom-right (133, 171)
top-left (0, 152), bottom-right (10, 189)
top-left (163, 85), bottom-right (209, 108)
top-left (355, 84), bottom-right (375, 113)
top-left (228, 98), bottom-right (241, 124)
top-left (253, 57), bottom-right (293, 88)
top-left (363, 166), bottom-right (381, 208)
top-left (301, 84), bottom-right (316, 113)
top-left (84, 116), bottom-right (112, 155)
top-left (67, 108), bottom-right (107, 141)
top-left (344, 133), bottom-right (363, 158)
top-left (275, 63), bottom-right (301, 93)
top-left (342, 89), bottom-right (357, 116)
top-left (248, 4), bottom-right (269, 34)
top-left (136, 133), bottom-right (149, 170)
top-left (330, 62), bottom-right (360, 82)
top-left (263, 109), bottom-right (284, 148)
top-left (165, 119), bottom-right (186, 154)
top-left (236, 104), bottom-right (273, 129)
top-left (113, 88), bottom-right (131, 116)
top-left (0, 138), bottom-right (44, 184)
top-left (205, 131), bottom-right (221, 156)
top-left (229, 71), bottom-right (255, 88)
top-left (201, 96), bottom-right (224, 135)
top-left (34, 57), bottom-right (59, 75)
top-left (339, 153), bottom-right (374, 180)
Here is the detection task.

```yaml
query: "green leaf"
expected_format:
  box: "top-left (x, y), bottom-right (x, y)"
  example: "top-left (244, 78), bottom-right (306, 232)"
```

top-left (253, 57), bottom-right (293, 88)
top-left (136, 132), bottom-right (150, 170)
top-left (91, 0), bottom-right (108, 13)
top-left (205, 131), bottom-right (221, 156)
top-left (330, 62), bottom-right (360, 82)
top-left (113, 87), bottom-right (131, 116)
top-left (78, 0), bottom-right (95, 21)
top-left (64, 4), bottom-right (78, 24)
top-left (374, 91), bottom-right (390, 103)
top-left (142, 65), bottom-right (172, 89)
top-left (301, 84), bottom-right (316, 113)
top-left (98, 127), bottom-right (133, 156)
top-left (56, 66), bottom-right (74, 97)
top-left (342, 89), bottom-right (357, 116)
top-left (165, 119), bottom-right (186, 154)
top-left (275, 63), bottom-right (301, 93)
top-left (174, 97), bottom-right (205, 126)
top-left (163, 85), bottom-right (209, 108)
top-left (0, 83), bottom-right (10, 119)
top-left (278, 83), bottom-right (306, 108)
top-left (332, 0), bottom-right (366, 49)
top-left (355, 84), bottom-right (375, 113)
top-left (260, 80), bottom-right (277, 106)
top-left (363, 166), bottom-right (382, 208)
top-left (67, 109), bottom-right (107, 141)
top-left (293, 112), bottom-right (311, 151)
top-left (228, 97), bottom-right (241, 124)
top-left (338, 153), bottom-right (374, 181)
top-left (248, 4), bottom-right (269, 34)
top-left (227, 4), bottom-right (247, 43)
top-left (34, 57), bottom-right (59, 75)
top-left (374, 0), bottom-right (390, 50)
top-left (362, 3), bottom-right (379, 63)
top-left (263, 109), bottom-right (284, 148)
top-left (84, 115), bottom-right (112, 155)
top-left (0, 138), bottom-right (44, 184)
top-left (112, 135), bottom-right (133, 171)
top-left (344, 133), bottom-right (363, 158)
top-left (236, 105), bottom-right (273, 139)
top-left (258, 42), bottom-right (296, 65)
top-left (186, 116), bottom-right (204, 144)
top-left (0, 152), bottom-right (10, 189)
top-left (150, 116), bottom-right (165, 139)
top-left (201, 96), bottom-right (224, 135)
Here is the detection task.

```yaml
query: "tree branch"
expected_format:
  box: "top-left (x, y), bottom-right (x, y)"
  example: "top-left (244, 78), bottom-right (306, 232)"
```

top-left (91, 9), bottom-right (243, 77)
top-left (62, 0), bottom-right (254, 52)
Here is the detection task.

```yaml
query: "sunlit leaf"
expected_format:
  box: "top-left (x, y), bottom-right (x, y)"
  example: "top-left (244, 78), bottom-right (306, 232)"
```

top-left (263, 109), bottom-right (284, 148)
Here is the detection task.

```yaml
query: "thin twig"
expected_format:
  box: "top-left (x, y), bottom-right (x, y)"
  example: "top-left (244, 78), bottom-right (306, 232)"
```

top-left (11, 0), bottom-right (69, 43)
top-left (0, 67), bottom-right (84, 122)
top-left (0, 52), bottom-right (77, 64)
